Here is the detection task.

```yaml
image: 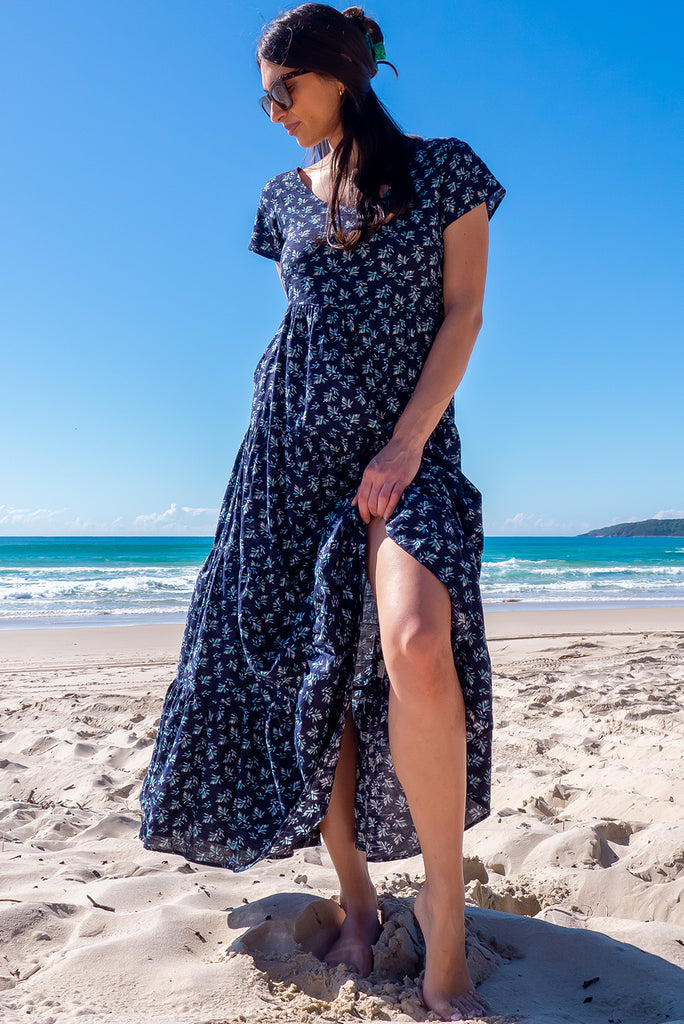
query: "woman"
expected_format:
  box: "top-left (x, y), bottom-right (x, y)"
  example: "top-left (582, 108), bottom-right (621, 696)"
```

top-left (139, 4), bottom-right (505, 1021)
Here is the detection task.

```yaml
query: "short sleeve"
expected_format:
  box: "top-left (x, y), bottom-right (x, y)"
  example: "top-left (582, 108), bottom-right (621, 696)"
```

top-left (247, 178), bottom-right (284, 262)
top-left (438, 137), bottom-right (506, 231)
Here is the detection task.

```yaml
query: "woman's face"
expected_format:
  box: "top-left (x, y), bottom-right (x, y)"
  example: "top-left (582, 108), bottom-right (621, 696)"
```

top-left (260, 59), bottom-right (344, 150)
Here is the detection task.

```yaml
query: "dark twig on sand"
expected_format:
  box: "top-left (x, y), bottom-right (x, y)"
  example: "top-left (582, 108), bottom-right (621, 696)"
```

top-left (86, 894), bottom-right (115, 912)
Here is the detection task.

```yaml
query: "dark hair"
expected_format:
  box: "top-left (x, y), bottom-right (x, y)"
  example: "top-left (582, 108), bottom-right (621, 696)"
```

top-left (255, 3), bottom-right (417, 251)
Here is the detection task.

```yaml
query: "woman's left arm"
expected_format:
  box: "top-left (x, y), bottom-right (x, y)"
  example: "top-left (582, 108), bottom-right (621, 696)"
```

top-left (352, 201), bottom-right (490, 524)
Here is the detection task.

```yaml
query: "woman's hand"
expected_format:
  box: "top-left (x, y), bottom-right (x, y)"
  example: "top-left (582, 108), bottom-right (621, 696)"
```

top-left (351, 437), bottom-right (424, 524)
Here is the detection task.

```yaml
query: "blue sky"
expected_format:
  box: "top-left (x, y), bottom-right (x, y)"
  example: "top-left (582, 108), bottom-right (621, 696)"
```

top-left (1, 0), bottom-right (682, 537)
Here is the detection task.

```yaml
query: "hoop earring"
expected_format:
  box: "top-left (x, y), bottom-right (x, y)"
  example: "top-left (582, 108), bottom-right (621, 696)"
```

top-left (339, 86), bottom-right (343, 96)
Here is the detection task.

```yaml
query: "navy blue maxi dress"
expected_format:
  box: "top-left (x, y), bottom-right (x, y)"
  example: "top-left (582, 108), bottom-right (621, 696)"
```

top-left (138, 135), bottom-right (506, 872)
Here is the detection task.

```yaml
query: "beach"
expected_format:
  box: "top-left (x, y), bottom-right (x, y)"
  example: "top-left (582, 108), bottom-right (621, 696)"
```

top-left (1, 608), bottom-right (684, 1023)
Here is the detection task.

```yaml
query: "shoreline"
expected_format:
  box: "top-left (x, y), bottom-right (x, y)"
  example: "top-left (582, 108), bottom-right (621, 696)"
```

top-left (0, 606), bottom-right (682, 668)
top-left (5, 597), bottom-right (683, 631)
top-left (3, 535), bottom-right (682, 632)
top-left (485, 603), bottom-right (684, 637)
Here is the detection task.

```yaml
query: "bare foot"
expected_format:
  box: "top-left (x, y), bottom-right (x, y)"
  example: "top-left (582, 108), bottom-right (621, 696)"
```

top-left (324, 889), bottom-right (381, 976)
top-left (414, 884), bottom-right (489, 1021)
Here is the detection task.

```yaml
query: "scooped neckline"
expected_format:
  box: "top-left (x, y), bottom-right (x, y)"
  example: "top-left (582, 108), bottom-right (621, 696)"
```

top-left (292, 136), bottom-right (423, 209)
top-left (292, 166), bottom-right (369, 210)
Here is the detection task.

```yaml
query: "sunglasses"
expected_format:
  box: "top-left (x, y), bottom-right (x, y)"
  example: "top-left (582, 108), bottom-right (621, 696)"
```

top-left (259, 69), bottom-right (312, 116)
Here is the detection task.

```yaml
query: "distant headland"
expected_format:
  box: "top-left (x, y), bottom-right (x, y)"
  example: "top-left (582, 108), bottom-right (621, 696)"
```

top-left (580, 518), bottom-right (684, 537)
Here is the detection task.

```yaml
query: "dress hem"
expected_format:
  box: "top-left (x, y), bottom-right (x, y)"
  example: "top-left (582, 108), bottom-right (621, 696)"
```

top-left (138, 801), bottom-right (490, 873)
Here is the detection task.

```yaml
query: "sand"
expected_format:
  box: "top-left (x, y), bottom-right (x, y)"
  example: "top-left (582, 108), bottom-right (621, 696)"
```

top-left (1, 607), bottom-right (684, 1023)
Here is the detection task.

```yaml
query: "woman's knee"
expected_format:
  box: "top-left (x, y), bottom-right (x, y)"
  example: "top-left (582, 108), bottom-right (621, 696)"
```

top-left (382, 614), bottom-right (454, 681)
top-left (367, 517), bottom-right (458, 691)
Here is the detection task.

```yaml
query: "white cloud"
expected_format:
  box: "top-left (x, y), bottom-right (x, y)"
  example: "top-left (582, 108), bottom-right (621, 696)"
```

top-left (0, 504), bottom-right (69, 525)
top-left (653, 509), bottom-right (684, 519)
top-left (132, 503), bottom-right (218, 533)
top-left (503, 512), bottom-right (535, 527)
top-left (502, 511), bottom-right (558, 531)
top-left (0, 503), bottom-right (218, 536)
top-left (490, 511), bottom-right (591, 536)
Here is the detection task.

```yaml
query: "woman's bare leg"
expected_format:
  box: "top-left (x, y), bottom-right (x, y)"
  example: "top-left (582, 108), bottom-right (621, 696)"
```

top-left (318, 710), bottom-right (381, 975)
top-left (365, 514), bottom-right (487, 1021)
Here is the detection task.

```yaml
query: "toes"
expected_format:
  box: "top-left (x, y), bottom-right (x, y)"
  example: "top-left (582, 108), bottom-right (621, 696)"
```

top-left (326, 957), bottom-right (360, 973)
top-left (469, 990), bottom-right (489, 1015)
top-left (325, 951), bottom-right (357, 970)
top-left (324, 944), bottom-right (370, 975)
top-left (423, 988), bottom-right (488, 1021)
top-left (450, 988), bottom-right (488, 1020)
top-left (421, 992), bottom-right (455, 1020)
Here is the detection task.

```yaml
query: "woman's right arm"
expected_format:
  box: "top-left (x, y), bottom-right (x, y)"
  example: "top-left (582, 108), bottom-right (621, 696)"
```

top-left (275, 262), bottom-right (286, 296)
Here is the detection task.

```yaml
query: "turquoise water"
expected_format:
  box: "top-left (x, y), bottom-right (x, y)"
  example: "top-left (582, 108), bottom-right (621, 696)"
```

top-left (482, 536), bottom-right (684, 608)
top-left (0, 537), bottom-right (212, 628)
top-left (0, 535), bottom-right (682, 628)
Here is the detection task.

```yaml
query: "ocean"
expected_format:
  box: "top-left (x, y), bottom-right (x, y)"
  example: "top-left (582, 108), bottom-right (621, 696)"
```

top-left (0, 535), bottom-right (683, 629)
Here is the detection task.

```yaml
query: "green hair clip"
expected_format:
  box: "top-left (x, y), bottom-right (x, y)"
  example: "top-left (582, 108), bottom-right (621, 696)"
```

top-left (364, 31), bottom-right (387, 64)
